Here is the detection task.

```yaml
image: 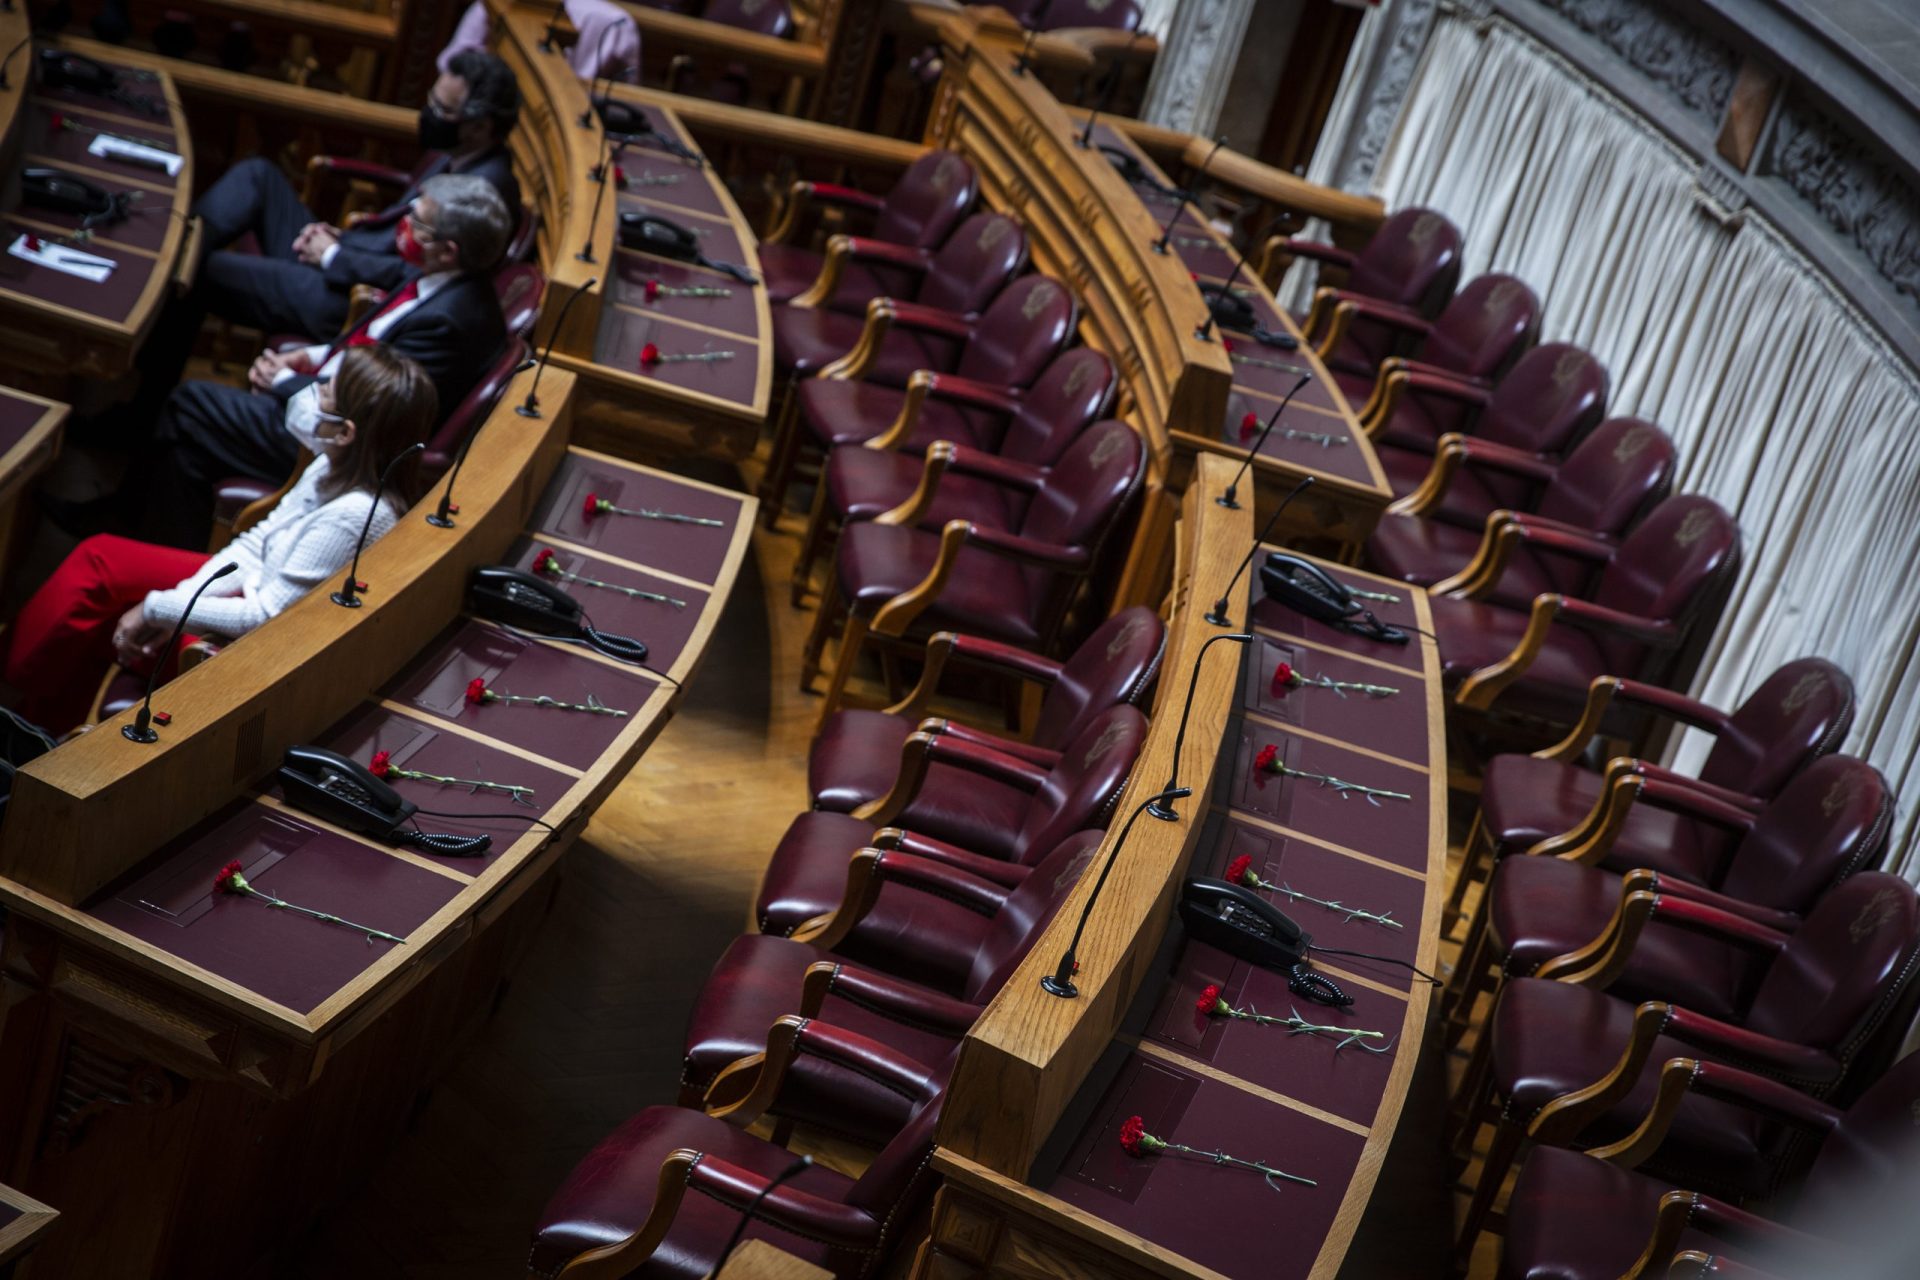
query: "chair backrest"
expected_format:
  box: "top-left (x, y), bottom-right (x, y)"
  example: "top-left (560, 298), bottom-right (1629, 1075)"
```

top-left (506, 205), bottom-right (541, 264)
top-left (1700, 657), bottom-right (1856, 798)
top-left (1478, 342), bottom-right (1611, 453)
top-left (1034, 605), bottom-right (1166, 749)
top-left (1008, 704), bottom-right (1149, 865)
top-left (839, 1084), bottom-right (946, 1276)
top-left (1716, 756), bottom-right (1889, 912)
top-left (1588, 495), bottom-right (1741, 678)
top-left (999, 348), bottom-right (1118, 470)
top-left (1529, 417), bottom-right (1676, 595)
top-left (422, 337), bottom-right (529, 479)
top-left (1022, 0), bottom-right (1143, 31)
top-left (968, 830), bottom-right (1107, 997)
top-left (874, 150), bottom-right (979, 251)
top-left (701, 0), bottom-right (793, 38)
top-left (1745, 873), bottom-right (1920, 1064)
top-left (1013, 419), bottom-right (1147, 635)
top-left (1347, 207), bottom-right (1463, 318)
top-left (954, 275), bottom-right (1079, 388)
top-left (915, 211), bottom-right (1029, 317)
top-left (493, 263), bottom-right (545, 340)
top-left (1421, 273), bottom-right (1540, 384)
top-left (1798, 1046), bottom-right (1920, 1224)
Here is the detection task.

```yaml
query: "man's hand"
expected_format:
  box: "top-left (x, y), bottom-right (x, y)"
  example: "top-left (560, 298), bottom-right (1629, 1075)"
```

top-left (292, 222), bottom-right (341, 266)
top-left (247, 348), bottom-right (315, 393)
top-left (111, 605), bottom-right (168, 671)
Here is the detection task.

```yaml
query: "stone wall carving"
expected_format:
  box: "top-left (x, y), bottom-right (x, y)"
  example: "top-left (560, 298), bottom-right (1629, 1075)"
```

top-left (1768, 91), bottom-right (1920, 309)
top-left (1139, 0), bottom-right (1258, 135)
top-left (1338, 0), bottom-right (1440, 190)
top-left (1534, 0), bottom-right (1738, 122)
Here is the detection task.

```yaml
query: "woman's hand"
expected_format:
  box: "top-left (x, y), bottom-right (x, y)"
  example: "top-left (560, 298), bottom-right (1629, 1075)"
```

top-left (111, 605), bottom-right (168, 670)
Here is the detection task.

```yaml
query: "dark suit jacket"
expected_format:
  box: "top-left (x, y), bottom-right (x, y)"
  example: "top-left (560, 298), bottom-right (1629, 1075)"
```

top-left (276, 271), bottom-right (508, 423)
top-left (322, 146), bottom-right (523, 294)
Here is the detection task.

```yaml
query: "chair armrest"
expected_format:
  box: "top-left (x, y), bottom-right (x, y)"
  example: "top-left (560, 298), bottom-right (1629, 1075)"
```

top-left (303, 154), bottom-right (412, 209)
top-left (685, 1153), bottom-right (877, 1249)
top-left (880, 299), bottom-right (977, 340)
top-left (1667, 1251), bottom-right (1791, 1279)
top-left (873, 827), bottom-right (1029, 887)
top-left (947, 443), bottom-right (1049, 492)
top-left (1590, 1056), bottom-right (1843, 1172)
top-left (1527, 770), bottom-right (1757, 866)
top-left (870, 521), bottom-right (1090, 640)
top-left (804, 960), bottom-right (983, 1035)
top-left (877, 628), bottom-right (1066, 726)
top-left (763, 178), bottom-right (884, 244)
top-left (1624, 874), bottom-right (1801, 934)
top-left (940, 722), bottom-right (1061, 769)
top-left (795, 846), bottom-right (1012, 950)
top-left (1314, 293), bottom-right (1432, 364)
top-left (1556, 597), bottom-right (1683, 646)
top-left (706, 1015), bottom-right (944, 1134)
top-left (1431, 513), bottom-right (1619, 600)
top-left (1608, 680), bottom-right (1738, 738)
top-left (531, 1148), bottom-right (697, 1279)
top-left (1628, 765), bottom-right (1761, 811)
top-left (1664, 1005), bottom-right (1843, 1083)
top-left (791, 234), bottom-right (933, 309)
top-left (1537, 890), bottom-right (1788, 987)
top-left (876, 441), bottom-right (1046, 528)
top-left (1386, 433), bottom-right (1536, 517)
top-left (862, 370), bottom-right (1023, 452)
top-left (1363, 365), bottom-right (1494, 435)
top-left (1460, 593), bottom-right (1683, 710)
top-left (854, 729), bottom-right (1049, 823)
top-left (1278, 239), bottom-right (1355, 270)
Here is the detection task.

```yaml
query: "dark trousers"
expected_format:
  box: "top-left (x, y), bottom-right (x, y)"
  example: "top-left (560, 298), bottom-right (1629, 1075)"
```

top-left (141, 381), bottom-right (298, 551)
top-left (189, 156), bottom-right (350, 338)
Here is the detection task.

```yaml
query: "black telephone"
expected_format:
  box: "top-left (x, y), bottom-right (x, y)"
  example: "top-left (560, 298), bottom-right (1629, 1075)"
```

top-left (1200, 282), bottom-right (1298, 350)
top-left (21, 167), bottom-right (126, 226)
top-left (1261, 553), bottom-right (1409, 645)
top-left (38, 49), bottom-right (164, 116)
top-left (1098, 145), bottom-right (1181, 200)
top-left (595, 97), bottom-right (702, 165)
top-left (468, 566), bottom-right (650, 664)
top-left (618, 213), bottom-right (758, 286)
top-left (278, 746), bottom-right (492, 856)
top-left (1178, 877), bottom-right (1352, 1006)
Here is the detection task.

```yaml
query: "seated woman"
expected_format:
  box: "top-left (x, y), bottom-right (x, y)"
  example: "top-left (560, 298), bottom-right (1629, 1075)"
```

top-left (4, 345), bottom-right (436, 736)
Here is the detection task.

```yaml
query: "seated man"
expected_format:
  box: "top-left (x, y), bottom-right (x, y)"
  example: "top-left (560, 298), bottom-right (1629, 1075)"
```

top-left (192, 48), bottom-right (522, 341)
top-left (108, 174), bottom-right (509, 551)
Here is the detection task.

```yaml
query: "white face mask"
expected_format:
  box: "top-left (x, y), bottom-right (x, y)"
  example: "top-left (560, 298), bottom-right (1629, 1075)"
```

top-left (285, 385), bottom-right (349, 453)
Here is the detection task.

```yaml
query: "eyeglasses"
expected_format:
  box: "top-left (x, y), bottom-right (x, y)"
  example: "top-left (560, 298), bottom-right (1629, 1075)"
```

top-left (426, 91), bottom-right (464, 122)
top-left (405, 203), bottom-right (444, 242)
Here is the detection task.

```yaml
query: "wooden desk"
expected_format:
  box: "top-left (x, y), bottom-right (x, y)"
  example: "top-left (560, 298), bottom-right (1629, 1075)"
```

top-left (0, 372), bottom-right (757, 1278)
top-left (0, 40), bottom-right (193, 395)
top-left (0, 389), bottom-right (66, 570)
top-left (913, 453), bottom-right (1444, 1280)
top-left (0, 1181), bottom-right (56, 1277)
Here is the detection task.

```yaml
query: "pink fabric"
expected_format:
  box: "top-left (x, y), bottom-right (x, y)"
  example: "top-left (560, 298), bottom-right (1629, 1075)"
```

top-left (438, 2), bottom-right (640, 83)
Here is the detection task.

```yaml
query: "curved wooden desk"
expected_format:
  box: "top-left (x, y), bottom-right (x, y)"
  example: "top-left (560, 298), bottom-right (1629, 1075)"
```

top-left (0, 387), bottom-right (66, 569)
top-left (0, 36), bottom-right (194, 394)
top-left (0, 372), bottom-right (756, 1279)
top-left (915, 452), bottom-right (1444, 1280)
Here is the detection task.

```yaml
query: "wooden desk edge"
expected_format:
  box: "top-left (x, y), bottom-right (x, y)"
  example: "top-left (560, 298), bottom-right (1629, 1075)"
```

top-left (0, 1181), bottom-right (58, 1269)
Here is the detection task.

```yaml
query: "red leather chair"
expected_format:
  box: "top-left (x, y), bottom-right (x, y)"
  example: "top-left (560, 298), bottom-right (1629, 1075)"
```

top-left (506, 205), bottom-right (541, 264)
top-left (422, 337), bottom-right (530, 483)
top-left (794, 347), bottom-right (1118, 604)
top-left (773, 211), bottom-right (1029, 385)
top-left (494, 262), bottom-right (546, 340)
top-left (763, 275), bottom-right (1079, 524)
top-left (679, 830), bottom-right (1104, 1123)
top-left (1366, 417), bottom-right (1675, 608)
top-left (1373, 342), bottom-right (1611, 524)
top-left (1445, 754), bottom-right (1889, 1055)
top-left (1322, 272), bottom-right (1540, 414)
top-left (1451, 872), bottom-right (1920, 1265)
top-left (808, 604), bottom-right (1163, 816)
top-left (800, 418), bottom-right (1145, 711)
top-left (759, 150), bottom-right (979, 308)
top-left (1437, 494), bottom-right (1742, 738)
top-left (529, 1022), bottom-right (942, 1279)
top-left (1275, 207), bottom-right (1463, 344)
top-left (1493, 1038), bottom-right (1920, 1279)
top-left (755, 703), bottom-right (1148, 963)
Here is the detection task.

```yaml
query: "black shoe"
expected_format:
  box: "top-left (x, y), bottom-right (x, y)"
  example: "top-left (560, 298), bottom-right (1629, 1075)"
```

top-left (37, 489), bottom-right (136, 541)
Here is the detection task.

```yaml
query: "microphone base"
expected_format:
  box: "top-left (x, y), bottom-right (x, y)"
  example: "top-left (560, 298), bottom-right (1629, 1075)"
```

top-left (425, 513), bottom-right (456, 529)
top-left (329, 591), bottom-right (364, 609)
top-left (1040, 974), bottom-right (1079, 998)
top-left (1194, 324), bottom-right (1217, 342)
top-left (575, 248), bottom-right (596, 264)
top-left (1203, 606), bottom-right (1236, 627)
top-left (1144, 798), bottom-right (1181, 822)
top-left (1215, 492), bottom-right (1241, 509)
top-left (121, 723), bottom-right (159, 744)
top-left (1072, 132), bottom-right (1092, 149)
top-left (1150, 240), bottom-right (1172, 255)
top-left (515, 400), bottom-right (542, 419)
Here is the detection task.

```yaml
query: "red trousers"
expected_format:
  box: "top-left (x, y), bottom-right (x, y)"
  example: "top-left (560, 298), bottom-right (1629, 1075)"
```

top-left (5, 535), bottom-right (208, 735)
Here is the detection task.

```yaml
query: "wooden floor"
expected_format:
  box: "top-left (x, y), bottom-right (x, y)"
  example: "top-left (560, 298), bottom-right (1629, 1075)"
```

top-left (282, 450), bottom-right (1501, 1278)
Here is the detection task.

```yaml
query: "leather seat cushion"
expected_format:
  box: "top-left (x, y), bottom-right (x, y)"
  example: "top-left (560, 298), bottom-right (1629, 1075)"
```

top-left (760, 242), bottom-right (887, 311)
top-left (824, 445), bottom-right (1021, 529)
top-left (528, 1103), bottom-right (848, 1280)
top-left (798, 380), bottom-right (994, 452)
top-left (1490, 978), bottom-right (1772, 1193)
top-left (1377, 442), bottom-right (1501, 526)
top-left (1428, 595), bottom-right (1609, 724)
top-left (1479, 755), bottom-right (1728, 885)
top-left (836, 522), bottom-right (1040, 648)
top-left (1498, 1146), bottom-right (1725, 1280)
top-left (755, 812), bottom-right (1014, 979)
top-left (809, 709), bottom-right (917, 813)
top-left (1488, 857), bottom-right (1748, 1019)
top-left (773, 307), bottom-right (954, 385)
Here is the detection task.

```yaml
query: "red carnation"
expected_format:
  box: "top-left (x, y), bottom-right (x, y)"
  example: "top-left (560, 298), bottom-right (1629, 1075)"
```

top-left (1254, 743), bottom-right (1279, 774)
top-left (1239, 410), bottom-right (1259, 440)
top-left (532, 548), bottom-right (557, 576)
top-left (644, 279), bottom-right (660, 302)
top-left (583, 492), bottom-right (608, 522)
top-left (1222, 336), bottom-right (1237, 354)
top-left (1226, 854), bottom-right (1254, 886)
top-left (24, 235), bottom-right (41, 252)
top-left (613, 165), bottom-right (627, 188)
top-left (465, 678), bottom-right (491, 707)
top-left (369, 750), bottom-right (392, 778)
top-left (640, 342), bottom-right (661, 366)
top-left (214, 859), bottom-right (247, 894)
top-left (1119, 1114), bottom-right (1149, 1157)
top-left (1196, 983), bottom-right (1226, 1016)
top-left (49, 112), bottom-right (65, 132)
top-left (1271, 661), bottom-right (1300, 694)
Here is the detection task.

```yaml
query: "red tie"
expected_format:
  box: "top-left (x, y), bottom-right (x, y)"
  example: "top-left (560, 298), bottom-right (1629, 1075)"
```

top-left (348, 280), bottom-right (421, 348)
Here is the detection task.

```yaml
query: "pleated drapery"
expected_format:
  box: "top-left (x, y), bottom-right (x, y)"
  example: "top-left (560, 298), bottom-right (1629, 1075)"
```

top-left (1364, 17), bottom-right (1920, 877)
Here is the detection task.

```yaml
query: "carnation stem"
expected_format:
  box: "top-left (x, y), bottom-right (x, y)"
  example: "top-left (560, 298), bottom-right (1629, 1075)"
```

top-left (1150, 1138), bottom-right (1316, 1189)
top-left (236, 886), bottom-right (407, 945)
top-left (490, 691), bottom-right (628, 717)
top-left (599, 502), bottom-right (725, 527)
top-left (1266, 760), bottom-right (1410, 804)
top-left (550, 566), bottom-right (686, 608)
top-left (387, 766), bottom-right (535, 805)
top-left (1276, 881), bottom-right (1403, 930)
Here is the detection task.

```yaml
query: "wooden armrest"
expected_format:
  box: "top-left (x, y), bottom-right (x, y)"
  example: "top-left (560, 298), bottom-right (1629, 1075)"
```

top-left (1536, 889), bottom-right (1788, 987)
top-left (1314, 293), bottom-right (1430, 363)
top-left (875, 441), bottom-right (956, 528)
top-left (1589, 1056), bottom-right (1843, 1171)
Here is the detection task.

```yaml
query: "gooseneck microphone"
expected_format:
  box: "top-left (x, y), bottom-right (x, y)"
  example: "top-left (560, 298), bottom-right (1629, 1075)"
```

top-left (0, 35), bottom-right (30, 91)
top-left (1219, 373), bottom-right (1312, 510)
top-left (122, 563), bottom-right (239, 744)
top-left (1146, 632), bottom-right (1253, 821)
top-left (538, 0), bottom-right (568, 53)
top-left (1153, 135), bottom-right (1226, 256)
top-left (712, 1155), bottom-right (815, 1269)
top-left (578, 133), bottom-right (613, 262)
top-left (1073, 31), bottom-right (1142, 149)
top-left (331, 443), bottom-right (426, 608)
top-left (516, 276), bottom-right (596, 419)
top-left (1207, 475), bottom-right (1315, 627)
top-left (428, 357), bottom-right (536, 528)
top-left (577, 20), bottom-right (631, 129)
top-left (1041, 786), bottom-right (1192, 998)
top-left (1196, 223), bottom-right (1257, 342)
top-left (1012, 0), bottom-right (1055, 77)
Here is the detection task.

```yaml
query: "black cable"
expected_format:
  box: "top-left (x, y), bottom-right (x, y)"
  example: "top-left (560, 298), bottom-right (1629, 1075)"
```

top-left (1309, 943), bottom-right (1443, 987)
top-left (411, 806), bottom-right (556, 834)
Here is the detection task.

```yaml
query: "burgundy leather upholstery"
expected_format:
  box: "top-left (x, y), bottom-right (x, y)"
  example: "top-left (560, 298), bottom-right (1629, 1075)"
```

top-left (531, 1024), bottom-right (943, 1279)
top-left (1486, 873), bottom-right (1920, 1195)
top-left (494, 262), bottom-right (545, 340)
top-left (1294, 208), bottom-right (1462, 364)
top-left (1478, 658), bottom-right (1855, 869)
top-left (827, 419), bottom-right (1145, 652)
top-left (1485, 755), bottom-right (1891, 1015)
top-left (760, 150), bottom-right (979, 307)
top-left (755, 705), bottom-right (1148, 963)
top-left (1014, 0), bottom-right (1144, 30)
top-left (680, 831), bottom-right (1104, 1126)
top-left (797, 276), bottom-right (1079, 453)
top-left (809, 606), bottom-right (1164, 815)
top-left (773, 212), bottom-right (1028, 383)
top-left (1366, 417), bottom-right (1676, 606)
top-left (506, 205), bottom-right (540, 264)
top-left (1431, 494), bottom-right (1742, 724)
top-left (1497, 1049), bottom-right (1920, 1279)
top-left (821, 347), bottom-right (1118, 530)
top-left (1329, 273), bottom-right (1541, 432)
top-left (1375, 343), bottom-right (1611, 523)
top-left (422, 337), bottom-right (530, 483)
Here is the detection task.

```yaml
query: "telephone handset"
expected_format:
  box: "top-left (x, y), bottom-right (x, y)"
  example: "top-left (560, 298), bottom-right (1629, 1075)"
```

top-left (467, 565), bottom-right (650, 664)
top-left (22, 167), bottom-right (115, 220)
top-left (1261, 553), bottom-right (1409, 645)
top-left (1097, 145), bottom-right (1180, 200)
top-left (594, 98), bottom-right (703, 165)
top-left (38, 49), bottom-right (165, 116)
top-left (1178, 877), bottom-right (1353, 1006)
top-left (279, 746), bottom-right (494, 857)
top-left (618, 213), bottom-right (700, 263)
top-left (1199, 282), bottom-right (1298, 350)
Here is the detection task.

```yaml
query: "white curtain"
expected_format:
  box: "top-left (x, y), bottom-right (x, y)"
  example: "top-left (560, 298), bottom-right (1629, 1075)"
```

top-left (1372, 17), bottom-right (1920, 878)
